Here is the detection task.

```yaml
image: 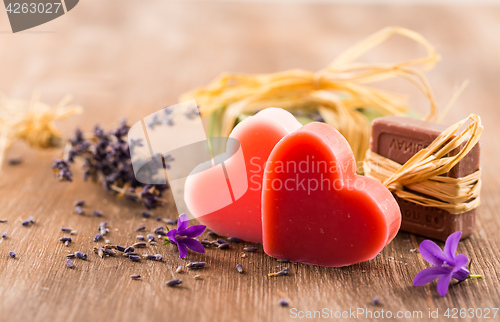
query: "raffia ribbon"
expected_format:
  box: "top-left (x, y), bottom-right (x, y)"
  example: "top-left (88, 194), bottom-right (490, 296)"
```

top-left (180, 26), bottom-right (441, 162)
top-left (364, 114), bottom-right (482, 215)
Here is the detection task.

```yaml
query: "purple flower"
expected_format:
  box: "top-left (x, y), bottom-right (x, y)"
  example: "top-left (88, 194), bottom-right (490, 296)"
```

top-left (166, 213), bottom-right (206, 258)
top-left (413, 231), bottom-right (480, 296)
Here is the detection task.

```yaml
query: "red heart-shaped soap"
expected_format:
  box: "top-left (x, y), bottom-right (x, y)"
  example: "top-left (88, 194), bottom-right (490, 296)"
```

top-left (262, 122), bottom-right (401, 267)
top-left (185, 108), bottom-right (302, 243)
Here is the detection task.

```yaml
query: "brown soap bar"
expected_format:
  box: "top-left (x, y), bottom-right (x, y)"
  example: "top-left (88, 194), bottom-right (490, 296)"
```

top-left (370, 116), bottom-right (480, 241)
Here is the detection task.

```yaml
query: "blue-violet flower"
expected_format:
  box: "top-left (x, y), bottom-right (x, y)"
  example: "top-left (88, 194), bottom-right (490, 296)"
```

top-left (413, 231), bottom-right (481, 296)
top-left (165, 213), bottom-right (206, 258)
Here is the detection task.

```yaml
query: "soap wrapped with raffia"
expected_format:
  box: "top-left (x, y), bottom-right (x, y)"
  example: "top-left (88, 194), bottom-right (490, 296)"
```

top-left (180, 26), bottom-right (441, 163)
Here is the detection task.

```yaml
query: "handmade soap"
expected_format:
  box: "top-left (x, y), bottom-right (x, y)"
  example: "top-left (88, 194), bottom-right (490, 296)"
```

top-left (262, 122), bottom-right (401, 267)
top-left (369, 116), bottom-right (480, 241)
top-left (184, 108), bottom-right (302, 243)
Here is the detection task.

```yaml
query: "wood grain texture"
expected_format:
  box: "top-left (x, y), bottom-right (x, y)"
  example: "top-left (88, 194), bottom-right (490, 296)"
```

top-left (0, 1), bottom-right (499, 321)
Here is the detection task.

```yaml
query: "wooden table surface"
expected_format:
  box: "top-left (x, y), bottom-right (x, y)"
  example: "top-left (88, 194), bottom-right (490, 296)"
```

top-left (1, 1), bottom-right (499, 321)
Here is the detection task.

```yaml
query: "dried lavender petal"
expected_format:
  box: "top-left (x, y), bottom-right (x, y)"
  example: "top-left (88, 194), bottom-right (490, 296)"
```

top-left (66, 259), bottom-right (74, 268)
top-left (136, 226), bottom-right (146, 232)
top-left (228, 237), bottom-right (241, 243)
top-left (175, 265), bottom-right (183, 273)
top-left (156, 217), bottom-right (163, 222)
top-left (28, 216), bottom-right (35, 223)
top-left (373, 297), bottom-right (380, 305)
top-left (155, 254), bottom-right (163, 261)
top-left (186, 262), bottom-right (206, 269)
top-left (93, 210), bottom-right (103, 217)
top-left (156, 230), bottom-right (167, 236)
top-left (8, 158), bottom-right (22, 165)
top-left (217, 238), bottom-right (227, 244)
top-left (8, 251), bottom-right (15, 258)
top-left (141, 211), bottom-right (151, 218)
top-left (129, 255), bottom-right (141, 262)
top-left (166, 279), bottom-right (182, 287)
top-left (1, 232), bottom-right (6, 239)
top-left (243, 247), bottom-right (258, 253)
top-left (201, 239), bottom-right (211, 246)
top-left (75, 251), bottom-right (87, 260)
top-left (74, 200), bottom-right (85, 207)
top-left (22, 220), bottom-right (30, 226)
top-left (218, 243), bottom-right (229, 250)
top-left (93, 234), bottom-right (103, 242)
top-left (207, 231), bottom-right (218, 237)
top-left (130, 274), bottom-right (141, 280)
top-left (236, 264), bottom-right (243, 274)
top-left (279, 299), bottom-right (289, 307)
top-left (59, 237), bottom-right (72, 243)
top-left (133, 242), bottom-right (147, 248)
top-left (115, 245), bottom-right (126, 252)
top-left (124, 246), bottom-right (135, 253)
top-left (75, 206), bottom-right (83, 215)
top-left (70, 230), bottom-right (77, 235)
top-left (65, 240), bottom-right (70, 247)
top-left (147, 234), bottom-right (155, 241)
top-left (66, 254), bottom-right (76, 258)
top-left (143, 254), bottom-right (156, 260)
top-left (165, 219), bottom-right (176, 225)
top-left (103, 248), bottom-right (115, 256)
top-left (61, 227), bottom-right (72, 232)
top-left (136, 235), bottom-right (145, 241)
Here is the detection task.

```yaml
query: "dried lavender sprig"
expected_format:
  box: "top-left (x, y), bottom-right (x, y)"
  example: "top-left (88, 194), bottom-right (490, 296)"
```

top-left (186, 262), bottom-right (206, 269)
top-left (268, 268), bottom-right (290, 277)
top-left (66, 259), bottom-right (74, 268)
top-left (53, 123), bottom-right (169, 210)
top-left (243, 247), bottom-right (258, 253)
top-left (130, 274), bottom-right (141, 280)
top-left (166, 279), bottom-right (182, 287)
top-left (8, 251), bottom-right (16, 258)
top-left (236, 264), bottom-right (243, 274)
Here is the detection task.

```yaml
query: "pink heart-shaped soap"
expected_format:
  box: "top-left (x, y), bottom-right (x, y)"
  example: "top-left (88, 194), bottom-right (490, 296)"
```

top-left (262, 122), bottom-right (401, 267)
top-left (185, 108), bottom-right (302, 243)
